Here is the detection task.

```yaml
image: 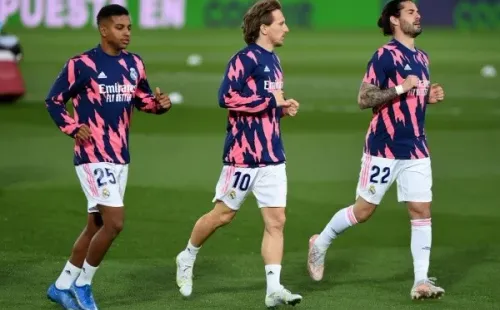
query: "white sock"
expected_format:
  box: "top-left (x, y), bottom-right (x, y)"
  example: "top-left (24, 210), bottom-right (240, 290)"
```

top-left (411, 218), bottom-right (432, 283)
top-left (185, 240), bottom-right (200, 261)
top-left (265, 264), bottom-right (282, 294)
top-left (55, 261), bottom-right (81, 290)
top-left (315, 205), bottom-right (358, 250)
top-left (75, 260), bottom-right (99, 287)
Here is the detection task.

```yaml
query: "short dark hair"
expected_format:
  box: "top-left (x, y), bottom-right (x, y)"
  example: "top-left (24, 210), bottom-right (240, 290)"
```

top-left (242, 0), bottom-right (282, 45)
top-left (377, 0), bottom-right (413, 36)
top-left (96, 4), bottom-right (129, 25)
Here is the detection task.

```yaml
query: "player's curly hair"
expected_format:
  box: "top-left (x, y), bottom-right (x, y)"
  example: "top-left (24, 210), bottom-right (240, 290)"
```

top-left (377, 0), bottom-right (413, 36)
top-left (242, 0), bottom-right (282, 44)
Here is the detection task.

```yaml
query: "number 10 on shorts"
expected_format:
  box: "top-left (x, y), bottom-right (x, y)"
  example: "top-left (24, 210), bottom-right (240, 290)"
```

top-left (232, 171), bottom-right (251, 191)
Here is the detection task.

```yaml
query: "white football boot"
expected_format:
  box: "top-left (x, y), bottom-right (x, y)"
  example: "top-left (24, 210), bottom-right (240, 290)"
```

top-left (411, 277), bottom-right (445, 300)
top-left (307, 234), bottom-right (326, 281)
top-left (176, 251), bottom-right (194, 297)
top-left (265, 286), bottom-right (302, 308)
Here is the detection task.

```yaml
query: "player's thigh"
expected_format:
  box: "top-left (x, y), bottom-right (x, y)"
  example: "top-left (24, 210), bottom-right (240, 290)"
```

top-left (212, 165), bottom-right (258, 210)
top-left (396, 157), bottom-right (432, 203)
top-left (355, 154), bottom-right (398, 205)
top-left (253, 163), bottom-right (287, 208)
top-left (75, 162), bottom-right (125, 213)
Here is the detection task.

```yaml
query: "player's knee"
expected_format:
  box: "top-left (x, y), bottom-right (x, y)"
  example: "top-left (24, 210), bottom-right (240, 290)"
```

top-left (105, 219), bottom-right (124, 235)
top-left (98, 205), bottom-right (125, 234)
top-left (266, 217), bottom-right (286, 232)
top-left (210, 201), bottom-right (236, 226)
top-left (353, 198), bottom-right (377, 223)
top-left (103, 216), bottom-right (124, 235)
top-left (407, 201), bottom-right (431, 219)
top-left (263, 209), bottom-right (286, 232)
top-left (217, 211), bottom-right (235, 226)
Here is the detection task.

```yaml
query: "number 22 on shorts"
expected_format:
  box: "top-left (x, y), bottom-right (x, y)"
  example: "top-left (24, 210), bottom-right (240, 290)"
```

top-left (370, 165), bottom-right (391, 184)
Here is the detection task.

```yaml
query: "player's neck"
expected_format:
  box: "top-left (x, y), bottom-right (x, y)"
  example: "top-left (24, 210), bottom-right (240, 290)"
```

top-left (393, 34), bottom-right (415, 51)
top-left (255, 38), bottom-right (274, 53)
top-left (100, 40), bottom-right (122, 56)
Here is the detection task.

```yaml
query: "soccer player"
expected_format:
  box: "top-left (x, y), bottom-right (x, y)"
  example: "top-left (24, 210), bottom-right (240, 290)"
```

top-left (45, 4), bottom-right (172, 310)
top-left (307, 0), bottom-right (446, 300)
top-left (175, 0), bottom-right (302, 307)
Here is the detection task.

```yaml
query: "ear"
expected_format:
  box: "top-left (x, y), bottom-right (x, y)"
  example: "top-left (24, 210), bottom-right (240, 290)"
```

top-left (389, 16), bottom-right (399, 27)
top-left (98, 24), bottom-right (106, 37)
top-left (260, 24), bottom-right (268, 35)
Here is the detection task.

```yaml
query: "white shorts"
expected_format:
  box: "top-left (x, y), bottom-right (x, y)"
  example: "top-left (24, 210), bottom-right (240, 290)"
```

top-left (355, 153), bottom-right (432, 205)
top-left (212, 163), bottom-right (287, 210)
top-left (75, 162), bottom-right (129, 213)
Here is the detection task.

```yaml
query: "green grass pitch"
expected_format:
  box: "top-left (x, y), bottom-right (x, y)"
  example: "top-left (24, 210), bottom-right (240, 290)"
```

top-left (0, 28), bottom-right (499, 309)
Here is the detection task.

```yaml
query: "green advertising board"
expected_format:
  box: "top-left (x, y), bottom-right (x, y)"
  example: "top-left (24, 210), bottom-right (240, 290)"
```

top-left (186, 0), bottom-right (379, 29)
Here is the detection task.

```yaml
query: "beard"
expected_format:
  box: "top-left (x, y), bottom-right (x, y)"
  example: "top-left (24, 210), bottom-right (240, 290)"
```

top-left (400, 19), bottom-right (422, 38)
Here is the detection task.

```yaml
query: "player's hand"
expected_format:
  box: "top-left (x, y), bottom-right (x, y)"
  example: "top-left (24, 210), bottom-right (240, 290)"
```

top-left (402, 75), bottom-right (420, 93)
top-left (155, 87), bottom-right (172, 110)
top-left (428, 83), bottom-right (445, 104)
top-left (272, 90), bottom-right (289, 107)
top-left (284, 99), bottom-right (300, 116)
top-left (75, 124), bottom-right (91, 141)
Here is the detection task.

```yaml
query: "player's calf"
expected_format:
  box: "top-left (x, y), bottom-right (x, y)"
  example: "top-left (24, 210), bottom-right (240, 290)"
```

top-left (49, 212), bottom-right (103, 309)
top-left (407, 201), bottom-right (433, 292)
top-left (261, 207), bottom-right (287, 296)
top-left (261, 207), bottom-right (286, 264)
top-left (176, 202), bottom-right (236, 297)
top-left (85, 206), bottom-right (124, 267)
top-left (69, 213), bottom-right (103, 267)
top-left (69, 206), bottom-right (124, 310)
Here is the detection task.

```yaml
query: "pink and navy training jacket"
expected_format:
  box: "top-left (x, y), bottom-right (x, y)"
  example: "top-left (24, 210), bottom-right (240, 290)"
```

top-left (362, 39), bottom-right (431, 160)
top-left (218, 43), bottom-right (286, 168)
top-left (45, 45), bottom-right (167, 166)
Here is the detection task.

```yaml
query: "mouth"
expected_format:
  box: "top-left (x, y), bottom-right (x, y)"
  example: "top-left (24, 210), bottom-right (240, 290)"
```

top-left (121, 39), bottom-right (130, 45)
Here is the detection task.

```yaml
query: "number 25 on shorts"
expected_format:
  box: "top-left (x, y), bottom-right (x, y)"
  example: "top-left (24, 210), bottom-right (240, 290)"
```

top-left (94, 168), bottom-right (117, 188)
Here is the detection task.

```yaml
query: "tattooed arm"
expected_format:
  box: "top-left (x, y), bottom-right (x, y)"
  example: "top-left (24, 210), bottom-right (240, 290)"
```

top-left (357, 75), bottom-right (419, 110)
top-left (357, 82), bottom-right (399, 110)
